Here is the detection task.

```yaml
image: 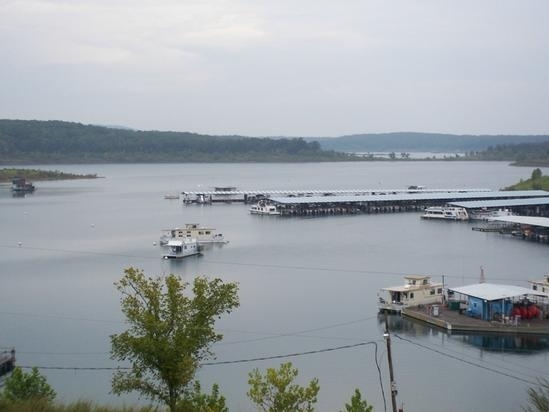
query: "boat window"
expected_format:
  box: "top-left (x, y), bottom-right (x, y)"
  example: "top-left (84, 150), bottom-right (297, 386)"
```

top-left (430, 289), bottom-right (435, 295)
top-left (422, 279), bottom-right (428, 285)
top-left (410, 293), bottom-right (414, 299)
top-left (437, 288), bottom-right (443, 294)
top-left (533, 285), bottom-right (538, 291)
top-left (199, 231), bottom-right (204, 235)
top-left (205, 231), bottom-right (211, 235)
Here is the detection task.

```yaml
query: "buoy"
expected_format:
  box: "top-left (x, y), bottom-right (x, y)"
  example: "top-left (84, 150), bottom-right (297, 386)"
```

top-left (17, 242), bottom-right (22, 247)
top-left (153, 241), bottom-right (157, 246)
top-left (91, 223), bottom-right (95, 228)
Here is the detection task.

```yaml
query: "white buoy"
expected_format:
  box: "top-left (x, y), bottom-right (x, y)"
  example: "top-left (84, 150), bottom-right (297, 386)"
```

top-left (153, 241), bottom-right (157, 246)
top-left (17, 242), bottom-right (22, 247)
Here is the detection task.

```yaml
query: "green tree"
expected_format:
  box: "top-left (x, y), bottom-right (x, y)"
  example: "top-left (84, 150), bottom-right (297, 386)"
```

top-left (524, 378), bottom-right (549, 412)
top-left (178, 381), bottom-right (228, 412)
top-left (532, 168), bottom-right (543, 180)
top-left (247, 362), bottom-right (320, 412)
top-left (1, 367), bottom-right (56, 403)
top-left (340, 389), bottom-right (373, 412)
top-left (110, 267), bottom-right (239, 412)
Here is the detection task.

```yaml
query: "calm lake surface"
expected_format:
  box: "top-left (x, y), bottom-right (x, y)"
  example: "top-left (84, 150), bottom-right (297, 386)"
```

top-left (1, 161), bottom-right (549, 412)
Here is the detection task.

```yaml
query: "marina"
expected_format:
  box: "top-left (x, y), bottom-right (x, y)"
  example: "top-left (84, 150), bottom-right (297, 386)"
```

top-left (399, 282), bottom-right (549, 335)
top-left (184, 188), bottom-right (549, 218)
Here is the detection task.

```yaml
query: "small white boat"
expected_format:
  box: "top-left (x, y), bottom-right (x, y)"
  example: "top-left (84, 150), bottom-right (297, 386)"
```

top-left (162, 238), bottom-right (201, 259)
top-left (249, 200), bottom-right (280, 215)
top-left (160, 223), bottom-right (227, 246)
top-left (421, 206), bottom-right (469, 221)
top-left (378, 275), bottom-right (444, 313)
top-left (469, 208), bottom-right (513, 221)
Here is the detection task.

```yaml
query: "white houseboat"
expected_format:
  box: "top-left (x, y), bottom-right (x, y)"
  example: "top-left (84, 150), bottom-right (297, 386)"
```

top-left (529, 274), bottom-right (549, 295)
top-left (162, 238), bottom-right (201, 259)
top-left (421, 206), bottom-right (469, 221)
top-left (378, 275), bottom-right (444, 313)
top-left (249, 200), bottom-right (280, 215)
top-left (160, 223), bottom-right (227, 246)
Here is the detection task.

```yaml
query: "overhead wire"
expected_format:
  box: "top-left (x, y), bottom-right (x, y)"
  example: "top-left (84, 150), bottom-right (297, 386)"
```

top-left (0, 243), bottom-right (539, 282)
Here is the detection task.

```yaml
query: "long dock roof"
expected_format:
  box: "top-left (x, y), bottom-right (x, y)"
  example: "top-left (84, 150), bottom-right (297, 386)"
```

top-left (489, 215), bottom-right (549, 228)
top-left (450, 197), bottom-right (549, 209)
top-left (181, 188), bottom-right (492, 195)
top-left (269, 190), bottom-right (549, 205)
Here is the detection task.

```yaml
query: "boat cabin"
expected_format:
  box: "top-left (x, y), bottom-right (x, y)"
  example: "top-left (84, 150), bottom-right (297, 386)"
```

top-left (378, 275), bottom-right (444, 313)
top-left (530, 275), bottom-right (549, 294)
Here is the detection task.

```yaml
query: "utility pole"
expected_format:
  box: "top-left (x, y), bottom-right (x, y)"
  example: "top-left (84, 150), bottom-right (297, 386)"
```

top-left (384, 312), bottom-right (399, 412)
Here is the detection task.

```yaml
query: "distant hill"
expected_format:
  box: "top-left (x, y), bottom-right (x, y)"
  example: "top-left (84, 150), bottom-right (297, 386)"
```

top-left (0, 120), bottom-right (353, 164)
top-left (306, 132), bottom-right (549, 152)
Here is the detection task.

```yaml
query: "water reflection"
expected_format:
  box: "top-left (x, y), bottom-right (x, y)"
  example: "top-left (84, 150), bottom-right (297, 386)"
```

top-left (379, 313), bottom-right (549, 353)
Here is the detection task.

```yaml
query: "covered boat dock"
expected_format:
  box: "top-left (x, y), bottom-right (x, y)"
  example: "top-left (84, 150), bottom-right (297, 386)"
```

top-left (402, 283), bottom-right (549, 334)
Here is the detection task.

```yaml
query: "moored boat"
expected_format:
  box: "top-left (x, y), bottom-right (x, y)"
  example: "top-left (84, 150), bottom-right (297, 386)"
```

top-left (378, 275), bottom-right (444, 313)
top-left (11, 178), bottom-right (35, 193)
top-left (421, 206), bottom-right (469, 221)
top-left (249, 200), bottom-right (280, 215)
top-left (160, 223), bottom-right (227, 246)
top-left (162, 238), bottom-right (201, 259)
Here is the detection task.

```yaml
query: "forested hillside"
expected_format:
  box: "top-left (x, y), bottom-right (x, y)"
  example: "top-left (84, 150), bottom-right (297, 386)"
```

top-left (309, 132), bottom-right (549, 152)
top-left (0, 120), bottom-right (352, 164)
top-left (466, 141), bottom-right (549, 165)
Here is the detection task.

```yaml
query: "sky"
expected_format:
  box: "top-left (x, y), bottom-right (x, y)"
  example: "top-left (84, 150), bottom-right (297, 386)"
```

top-left (1, 0), bottom-right (548, 137)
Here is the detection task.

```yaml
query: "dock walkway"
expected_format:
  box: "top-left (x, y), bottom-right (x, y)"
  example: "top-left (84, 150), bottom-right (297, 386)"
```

top-left (403, 305), bottom-right (549, 335)
top-left (0, 348), bottom-right (15, 378)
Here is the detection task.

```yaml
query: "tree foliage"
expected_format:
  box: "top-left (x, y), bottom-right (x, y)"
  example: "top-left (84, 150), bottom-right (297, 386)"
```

top-left (524, 378), bottom-right (549, 412)
top-left (0, 366), bottom-right (56, 403)
top-left (247, 362), bottom-right (320, 412)
top-left (178, 381), bottom-right (228, 412)
top-left (0, 120), bottom-right (352, 163)
top-left (110, 267), bottom-right (239, 412)
top-left (340, 389), bottom-right (373, 412)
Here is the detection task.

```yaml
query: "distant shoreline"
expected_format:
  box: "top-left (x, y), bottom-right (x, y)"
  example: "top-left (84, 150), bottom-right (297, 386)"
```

top-left (0, 168), bottom-right (100, 182)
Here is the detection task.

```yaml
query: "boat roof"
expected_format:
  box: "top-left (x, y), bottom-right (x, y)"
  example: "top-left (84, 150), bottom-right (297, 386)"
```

top-left (448, 283), bottom-right (548, 301)
top-left (450, 197), bottom-right (549, 209)
top-left (269, 190), bottom-right (549, 205)
top-left (405, 275), bottom-right (432, 280)
top-left (166, 239), bottom-right (196, 246)
top-left (488, 215), bottom-right (549, 228)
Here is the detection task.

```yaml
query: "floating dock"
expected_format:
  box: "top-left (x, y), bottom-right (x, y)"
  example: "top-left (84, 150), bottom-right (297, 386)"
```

top-left (402, 305), bottom-right (549, 335)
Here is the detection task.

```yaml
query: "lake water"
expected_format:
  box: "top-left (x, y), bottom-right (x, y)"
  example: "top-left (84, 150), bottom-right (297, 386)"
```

top-left (1, 161), bottom-right (549, 412)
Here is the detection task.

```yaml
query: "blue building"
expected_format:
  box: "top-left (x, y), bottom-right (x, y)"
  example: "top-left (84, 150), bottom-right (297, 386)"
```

top-left (448, 283), bottom-right (548, 321)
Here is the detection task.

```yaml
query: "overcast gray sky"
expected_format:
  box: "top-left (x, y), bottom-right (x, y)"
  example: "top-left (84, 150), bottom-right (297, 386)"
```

top-left (1, 0), bottom-right (548, 136)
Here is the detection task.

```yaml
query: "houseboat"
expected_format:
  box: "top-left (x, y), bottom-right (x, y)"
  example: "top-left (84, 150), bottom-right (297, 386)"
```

top-left (469, 208), bottom-right (513, 221)
top-left (421, 206), bottom-right (469, 221)
top-left (378, 275), bottom-right (444, 313)
top-left (162, 238), bottom-right (201, 259)
top-left (249, 200), bottom-right (280, 215)
top-left (160, 223), bottom-right (227, 246)
top-left (11, 178), bottom-right (35, 193)
top-left (529, 274), bottom-right (549, 295)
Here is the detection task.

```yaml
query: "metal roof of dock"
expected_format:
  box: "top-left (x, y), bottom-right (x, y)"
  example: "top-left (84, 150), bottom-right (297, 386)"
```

top-left (449, 283), bottom-right (548, 301)
top-left (449, 197), bottom-right (549, 209)
top-left (181, 188), bottom-right (492, 195)
top-left (489, 215), bottom-right (549, 228)
top-left (269, 190), bottom-right (549, 205)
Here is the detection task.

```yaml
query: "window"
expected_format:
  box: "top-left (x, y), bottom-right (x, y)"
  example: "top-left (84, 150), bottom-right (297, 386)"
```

top-left (410, 293), bottom-right (414, 299)
top-left (430, 289), bottom-right (435, 295)
top-left (533, 285), bottom-right (538, 291)
top-left (437, 288), bottom-right (443, 294)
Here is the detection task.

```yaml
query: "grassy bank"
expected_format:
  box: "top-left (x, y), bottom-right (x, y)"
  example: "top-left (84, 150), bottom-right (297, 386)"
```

top-left (0, 168), bottom-right (99, 182)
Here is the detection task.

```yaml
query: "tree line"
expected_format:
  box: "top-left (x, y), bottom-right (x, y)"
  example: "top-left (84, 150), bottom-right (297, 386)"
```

top-left (0, 120), bottom-right (353, 164)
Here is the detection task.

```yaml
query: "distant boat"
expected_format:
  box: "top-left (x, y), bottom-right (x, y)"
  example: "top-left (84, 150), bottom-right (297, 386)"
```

top-left (160, 223), bottom-right (227, 246)
top-left (469, 208), bottom-right (513, 221)
top-left (421, 206), bottom-right (469, 221)
top-left (11, 178), bottom-right (35, 193)
top-left (378, 275), bottom-right (444, 313)
top-left (162, 238), bottom-right (201, 259)
top-left (249, 200), bottom-right (280, 215)
top-left (164, 193), bottom-right (180, 200)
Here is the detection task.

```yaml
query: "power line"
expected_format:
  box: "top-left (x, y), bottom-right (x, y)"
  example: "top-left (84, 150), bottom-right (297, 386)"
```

top-left (393, 334), bottom-right (539, 385)
top-left (0, 243), bottom-right (538, 282)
